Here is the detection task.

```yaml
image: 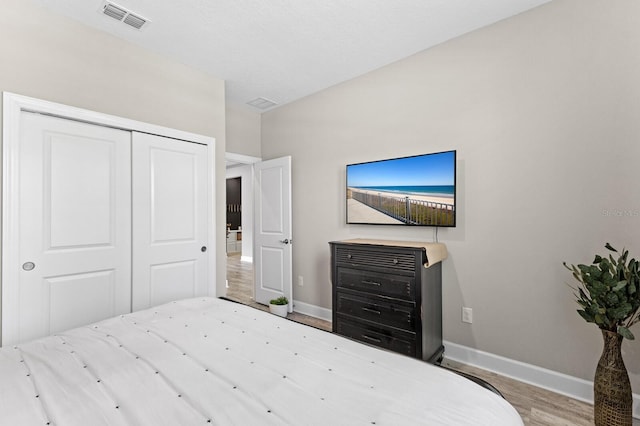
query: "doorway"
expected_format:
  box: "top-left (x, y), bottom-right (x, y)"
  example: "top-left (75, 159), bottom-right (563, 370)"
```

top-left (223, 153), bottom-right (293, 311)
top-left (225, 153), bottom-right (260, 307)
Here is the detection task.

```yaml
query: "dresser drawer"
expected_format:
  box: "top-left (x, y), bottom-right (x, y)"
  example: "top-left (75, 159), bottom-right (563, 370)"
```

top-left (336, 292), bottom-right (416, 332)
top-left (336, 267), bottom-right (414, 300)
top-left (336, 319), bottom-right (416, 357)
top-left (335, 246), bottom-right (417, 273)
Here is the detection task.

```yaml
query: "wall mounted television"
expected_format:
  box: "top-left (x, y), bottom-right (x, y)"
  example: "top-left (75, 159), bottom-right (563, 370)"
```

top-left (346, 150), bottom-right (456, 227)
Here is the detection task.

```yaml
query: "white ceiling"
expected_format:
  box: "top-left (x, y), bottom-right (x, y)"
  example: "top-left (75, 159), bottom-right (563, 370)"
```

top-left (31, 0), bottom-right (551, 112)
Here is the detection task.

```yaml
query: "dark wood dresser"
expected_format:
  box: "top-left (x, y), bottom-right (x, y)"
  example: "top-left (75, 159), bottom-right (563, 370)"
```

top-left (330, 240), bottom-right (444, 364)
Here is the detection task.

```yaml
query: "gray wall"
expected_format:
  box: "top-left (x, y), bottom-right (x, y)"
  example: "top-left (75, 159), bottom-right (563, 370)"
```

top-left (262, 0), bottom-right (640, 389)
top-left (226, 103), bottom-right (261, 157)
top-left (0, 0), bottom-right (227, 318)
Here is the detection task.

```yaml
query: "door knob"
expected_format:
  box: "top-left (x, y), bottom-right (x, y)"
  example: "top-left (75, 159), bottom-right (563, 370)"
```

top-left (201, 246), bottom-right (207, 252)
top-left (280, 239), bottom-right (291, 244)
top-left (22, 262), bottom-right (35, 271)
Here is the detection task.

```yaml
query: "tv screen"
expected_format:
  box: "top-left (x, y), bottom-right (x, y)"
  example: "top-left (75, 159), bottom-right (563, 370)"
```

top-left (346, 150), bottom-right (456, 227)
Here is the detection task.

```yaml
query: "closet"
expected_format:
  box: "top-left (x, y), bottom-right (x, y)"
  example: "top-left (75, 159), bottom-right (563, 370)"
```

top-left (2, 95), bottom-right (214, 346)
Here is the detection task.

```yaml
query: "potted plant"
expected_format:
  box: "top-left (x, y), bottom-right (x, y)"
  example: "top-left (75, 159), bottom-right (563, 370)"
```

top-left (269, 296), bottom-right (289, 317)
top-left (564, 243), bottom-right (640, 425)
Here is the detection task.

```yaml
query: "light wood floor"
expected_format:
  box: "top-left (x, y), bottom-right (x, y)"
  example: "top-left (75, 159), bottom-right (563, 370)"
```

top-left (225, 253), bottom-right (330, 329)
top-left (225, 253), bottom-right (618, 425)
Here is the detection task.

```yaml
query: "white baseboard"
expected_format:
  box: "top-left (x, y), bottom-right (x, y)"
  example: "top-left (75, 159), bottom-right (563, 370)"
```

top-left (443, 340), bottom-right (640, 420)
top-left (292, 300), bottom-right (332, 323)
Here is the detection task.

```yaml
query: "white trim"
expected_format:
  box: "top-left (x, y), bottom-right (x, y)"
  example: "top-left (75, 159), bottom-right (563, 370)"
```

top-left (225, 152), bottom-right (261, 165)
top-left (292, 300), bottom-right (332, 323)
top-left (207, 133), bottom-right (217, 299)
top-left (3, 92), bottom-right (213, 144)
top-left (443, 340), bottom-right (640, 420)
top-left (240, 256), bottom-right (253, 263)
top-left (1, 92), bottom-right (217, 344)
top-left (1, 93), bottom-right (24, 345)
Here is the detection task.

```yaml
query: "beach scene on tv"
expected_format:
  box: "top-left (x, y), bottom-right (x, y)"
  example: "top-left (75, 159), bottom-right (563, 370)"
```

top-left (346, 150), bottom-right (456, 226)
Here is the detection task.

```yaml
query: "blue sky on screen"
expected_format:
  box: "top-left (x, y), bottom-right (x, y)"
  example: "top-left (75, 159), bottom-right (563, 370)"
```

top-left (347, 151), bottom-right (455, 187)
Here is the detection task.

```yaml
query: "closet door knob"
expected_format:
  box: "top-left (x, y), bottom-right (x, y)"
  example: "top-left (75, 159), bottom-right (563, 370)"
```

top-left (201, 246), bottom-right (207, 252)
top-left (22, 262), bottom-right (35, 271)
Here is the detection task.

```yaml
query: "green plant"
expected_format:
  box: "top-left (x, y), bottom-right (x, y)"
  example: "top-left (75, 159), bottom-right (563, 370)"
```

top-left (564, 243), bottom-right (640, 340)
top-left (269, 296), bottom-right (289, 306)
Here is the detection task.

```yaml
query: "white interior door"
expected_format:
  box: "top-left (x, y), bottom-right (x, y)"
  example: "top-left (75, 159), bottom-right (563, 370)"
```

top-left (254, 156), bottom-right (292, 310)
top-left (4, 112), bottom-right (132, 345)
top-left (132, 132), bottom-right (209, 311)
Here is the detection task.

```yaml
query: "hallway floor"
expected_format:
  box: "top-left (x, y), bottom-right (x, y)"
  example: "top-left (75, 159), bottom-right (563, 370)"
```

top-left (225, 253), bottom-right (330, 330)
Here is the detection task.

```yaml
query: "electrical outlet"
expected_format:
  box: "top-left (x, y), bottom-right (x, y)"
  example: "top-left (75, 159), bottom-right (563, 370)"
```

top-left (298, 275), bottom-right (304, 287)
top-left (462, 307), bottom-right (473, 324)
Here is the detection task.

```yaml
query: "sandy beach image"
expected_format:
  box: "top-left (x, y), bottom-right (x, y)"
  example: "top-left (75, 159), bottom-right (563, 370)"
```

top-left (346, 150), bottom-right (456, 226)
top-left (347, 187), bottom-right (455, 226)
top-left (348, 187), bottom-right (454, 206)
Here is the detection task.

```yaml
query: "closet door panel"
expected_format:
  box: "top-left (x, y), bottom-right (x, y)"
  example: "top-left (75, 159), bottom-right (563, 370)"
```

top-left (9, 112), bottom-right (132, 345)
top-left (48, 136), bottom-right (113, 247)
top-left (132, 132), bottom-right (209, 311)
top-left (149, 261), bottom-right (196, 307)
top-left (47, 270), bottom-right (116, 334)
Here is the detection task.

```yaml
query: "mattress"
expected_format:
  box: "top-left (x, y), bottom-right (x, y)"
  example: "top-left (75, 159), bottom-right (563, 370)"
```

top-left (0, 297), bottom-right (523, 425)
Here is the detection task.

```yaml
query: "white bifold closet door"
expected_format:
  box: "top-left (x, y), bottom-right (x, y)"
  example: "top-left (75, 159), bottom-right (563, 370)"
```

top-left (131, 132), bottom-right (209, 311)
top-left (9, 112), bottom-right (208, 345)
top-left (17, 113), bottom-right (132, 343)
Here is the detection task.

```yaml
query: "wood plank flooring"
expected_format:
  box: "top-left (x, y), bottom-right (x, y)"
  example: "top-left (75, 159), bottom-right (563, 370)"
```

top-left (225, 253), bottom-right (331, 329)
top-left (225, 253), bottom-right (631, 425)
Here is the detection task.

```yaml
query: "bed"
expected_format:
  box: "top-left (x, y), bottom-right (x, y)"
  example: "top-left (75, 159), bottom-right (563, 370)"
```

top-left (0, 297), bottom-right (523, 425)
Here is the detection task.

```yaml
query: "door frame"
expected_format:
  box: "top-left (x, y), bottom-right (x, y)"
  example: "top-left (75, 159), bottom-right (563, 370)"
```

top-left (225, 152), bottom-right (293, 310)
top-left (2, 92), bottom-right (217, 345)
top-left (225, 152), bottom-right (261, 263)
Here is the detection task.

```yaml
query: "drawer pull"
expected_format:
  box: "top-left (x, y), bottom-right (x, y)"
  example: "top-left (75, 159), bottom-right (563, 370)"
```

top-left (361, 307), bottom-right (381, 315)
top-left (362, 280), bottom-right (381, 287)
top-left (361, 335), bottom-right (382, 344)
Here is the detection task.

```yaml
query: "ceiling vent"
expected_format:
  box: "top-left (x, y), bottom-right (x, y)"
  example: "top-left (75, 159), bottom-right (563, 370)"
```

top-left (101, 1), bottom-right (149, 30)
top-left (247, 97), bottom-right (278, 110)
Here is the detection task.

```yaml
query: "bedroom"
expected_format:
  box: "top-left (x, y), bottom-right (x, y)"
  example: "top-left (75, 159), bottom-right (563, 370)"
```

top-left (1, 0), bottom-right (639, 424)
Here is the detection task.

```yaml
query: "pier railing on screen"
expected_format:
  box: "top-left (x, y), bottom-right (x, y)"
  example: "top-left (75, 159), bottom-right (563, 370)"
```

top-left (351, 189), bottom-right (455, 226)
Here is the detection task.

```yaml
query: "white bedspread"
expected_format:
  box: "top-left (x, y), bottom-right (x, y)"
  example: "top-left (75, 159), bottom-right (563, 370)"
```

top-left (0, 298), bottom-right (523, 425)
